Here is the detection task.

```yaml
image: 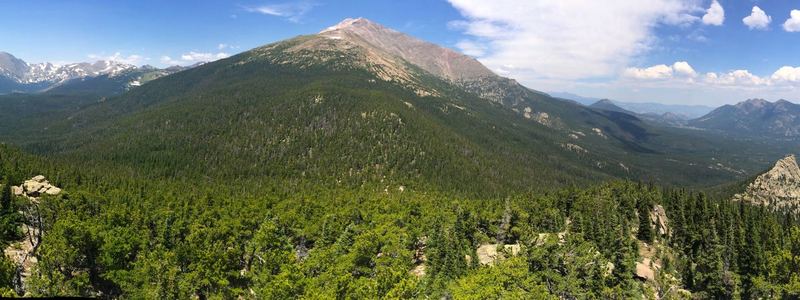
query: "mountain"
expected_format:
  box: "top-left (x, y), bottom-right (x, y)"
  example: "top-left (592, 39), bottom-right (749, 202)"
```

top-left (589, 99), bottom-right (635, 114)
top-left (0, 18), bottom-right (789, 194)
top-left (733, 154), bottom-right (800, 215)
top-left (549, 91), bottom-right (599, 105)
top-left (589, 99), bottom-right (689, 127)
top-left (0, 51), bottom-right (188, 94)
top-left (551, 91), bottom-right (714, 118)
top-left (616, 101), bottom-right (712, 119)
top-left (689, 99), bottom-right (800, 139)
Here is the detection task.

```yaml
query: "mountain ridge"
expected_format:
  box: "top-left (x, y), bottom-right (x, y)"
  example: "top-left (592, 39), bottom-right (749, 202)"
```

top-left (689, 98), bottom-right (800, 138)
top-left (0, 51), bottom-right (194, 94)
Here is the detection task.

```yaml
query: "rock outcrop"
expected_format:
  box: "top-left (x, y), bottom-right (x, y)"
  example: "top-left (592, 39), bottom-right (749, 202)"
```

top-left (12, 175), bottom-right (61, 200)
top-left (4, 175), bottom-right (61, 295)
top-left (476, 244), bottom-right (521, 266)
top-left (650, 204), bottom-right (670, 237)
top-left (733, 154), bottom-right (800, 215)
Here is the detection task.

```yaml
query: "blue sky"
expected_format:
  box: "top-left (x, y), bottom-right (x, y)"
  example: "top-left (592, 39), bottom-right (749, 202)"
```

top-left (2, 0), bottom-right (800, 105)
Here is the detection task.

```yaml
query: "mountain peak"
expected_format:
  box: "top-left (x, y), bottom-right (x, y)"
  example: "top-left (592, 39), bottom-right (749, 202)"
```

top-left (594, 99), bottom-right (615, 105)
top-left (736, 98), bottom-right (769, 109)
top-left (314, 17), bottom-right (494, 83)
top-left (320, 17), bottom-right (379, 33)
top-left (590, 99), bottom-right (633, 114)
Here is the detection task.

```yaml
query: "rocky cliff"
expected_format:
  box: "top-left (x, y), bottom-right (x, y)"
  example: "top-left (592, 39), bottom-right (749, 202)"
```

top-left (733, 154), bottom-right (800, 215)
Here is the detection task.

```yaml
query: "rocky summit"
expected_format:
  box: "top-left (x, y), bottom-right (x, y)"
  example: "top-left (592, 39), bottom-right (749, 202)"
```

top-left (734, 154), bottom-right (800, 215)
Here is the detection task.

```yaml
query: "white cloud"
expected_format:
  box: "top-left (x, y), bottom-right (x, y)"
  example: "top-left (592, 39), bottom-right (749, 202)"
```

top-left (623, 61), bottom-right (696, 80)
top-left (447, 0), bottom-right (703, 81)
top-left (455, 40), bottom-right (486, 57)
top-left (245, 1), bottom-right (318, 23)
top-left (624, 64), bottom-right (674, 80)
top-left (784, 10), bottom-right (800, 32)
top-left (217, 44), bottom-right (240, 51)
top-left (705, 70), bottom-right (766, 86)
top-left (702, 0), bottom-right (724, 26)
top-left (160, 56), bottom-right (181, 66)
top-left (160, 52), bottom-right (229, 66)
top-left (181, 51), bottom-right (230, 62)
top-left (88, 52), bottom-right (147, 65)
top-left (771, 66), bottom-right (800, 83)
top-left (672, 61), bottom-right (697, 77)
top-left (624, 61), bottom-right (800, 88)
top-left (742, 6), bottom-right (771, 30)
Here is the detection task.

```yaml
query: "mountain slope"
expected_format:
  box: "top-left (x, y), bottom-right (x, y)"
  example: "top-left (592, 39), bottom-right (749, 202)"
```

top-left (42, 43), bottom-right (615, 195)
top-left (690, 99), bottom-right (800, 138)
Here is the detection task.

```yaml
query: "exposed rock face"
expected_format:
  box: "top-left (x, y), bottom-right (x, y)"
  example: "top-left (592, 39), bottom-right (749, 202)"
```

top-left (650, 204), bottom-right (670, 237)
top-left (635, 258), bottom-right (658, 281)
top-left (410, 237), bottom-right (427, 277)
top-left (5, 175), bottom-right (61, 295)
top-left (250, 17), bottom-right (556, 116)
top-left (320, 18), bottom-right (495, 83)
top-left (476, 244), bottom-right (521, 266)
top-left (3, 225), bottom-right (39, 293)
top-left (13, 175), bottom-right (61, 200)
top-left (734, 155), bottom-right (800, 215)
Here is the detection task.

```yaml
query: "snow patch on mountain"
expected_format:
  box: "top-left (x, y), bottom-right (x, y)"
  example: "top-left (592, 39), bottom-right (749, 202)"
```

top-left (0, 52), bottom-right (136, 85)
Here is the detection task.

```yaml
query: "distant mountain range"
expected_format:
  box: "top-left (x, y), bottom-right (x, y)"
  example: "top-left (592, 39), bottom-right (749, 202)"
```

top-left (588, 99), bottom-right (690, 127)
top-left (550, 91), bottom-right (714, 119)
top-left (689, 99), bottom-right (800, 138)
top-left (0, 51), bottom-right (192, 94)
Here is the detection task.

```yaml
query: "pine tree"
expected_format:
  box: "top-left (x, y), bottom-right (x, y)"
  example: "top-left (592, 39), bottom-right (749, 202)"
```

top-left (636, 196), bottom-right (654, 243)
top-left (0, 179), bottom-right (11, 213)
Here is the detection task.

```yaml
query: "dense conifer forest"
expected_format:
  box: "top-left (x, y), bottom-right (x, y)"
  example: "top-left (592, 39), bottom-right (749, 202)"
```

top-left (1, 144), bottom-right (799, 298)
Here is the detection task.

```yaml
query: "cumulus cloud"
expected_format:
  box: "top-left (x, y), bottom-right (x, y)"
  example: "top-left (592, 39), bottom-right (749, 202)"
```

top-left (742, 6), bottom-right (771, 30)
top-left (447, 0), bottom-right (704, 81)
top-left (705, 70), bottom-right (766, 86)
top-left (784, 10), bottom-right (800, 32)
top-left (672, 61), bottom-right (697, 77)
top-left (160, 52), bottom-right (229, 66)
top-left (771, 66), bottom-right (800, 83)
top-left (624, 64), bottom-right (674, 80)
top-left (624, 61), bottom-right (800, 88)
top-left (245, 1), bottom-right (318, 23)
top-left (623, 61), bottom-right (696, 80)
top-left (702, 0), bottom-right (724, 26)
top-left (88, 52), bottom-right (147, 65)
